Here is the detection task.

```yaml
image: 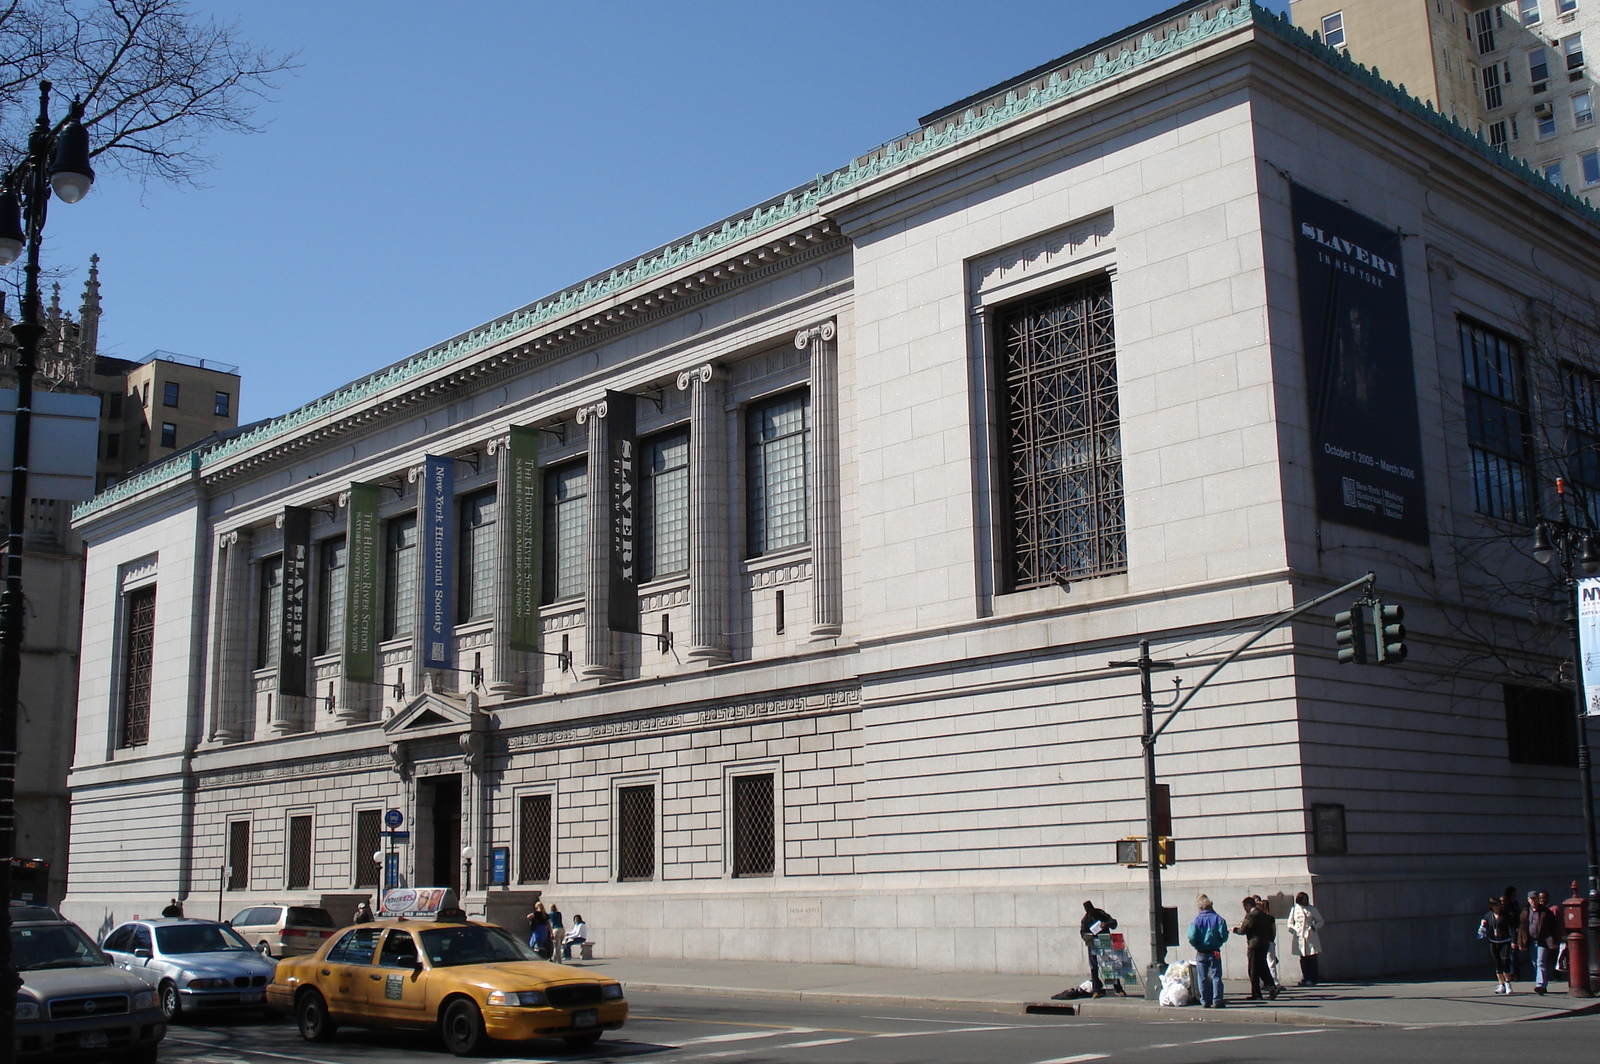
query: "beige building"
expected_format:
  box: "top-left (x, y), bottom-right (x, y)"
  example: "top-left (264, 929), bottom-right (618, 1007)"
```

top-left (1293, 1), bottom-right (1600, 196)
top-left (105, 351), bottom-right (240, 484)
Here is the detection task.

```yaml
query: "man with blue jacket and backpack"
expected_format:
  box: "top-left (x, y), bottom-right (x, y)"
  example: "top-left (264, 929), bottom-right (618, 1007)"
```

top-left (1188, 894), bottom-right (1230, 1007)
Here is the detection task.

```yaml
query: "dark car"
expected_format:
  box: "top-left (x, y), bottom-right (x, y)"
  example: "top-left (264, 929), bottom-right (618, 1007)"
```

top-left (101, 917), bottom-right (278, 1019)
top-left (11, 901), bottom-right (166, 1062)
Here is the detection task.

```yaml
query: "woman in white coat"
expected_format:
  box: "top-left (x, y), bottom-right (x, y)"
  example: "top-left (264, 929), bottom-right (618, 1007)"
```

top-left (1287, 891), bottom-right (1326, 987)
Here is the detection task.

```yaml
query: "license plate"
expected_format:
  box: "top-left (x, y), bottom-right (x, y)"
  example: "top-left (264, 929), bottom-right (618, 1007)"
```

top-left (573, 1009), bottom-right (598, 1029)
top-left (242, 991), bottom-right (265, 1004)
top-left (79, 1032), bottom-right (108, 1049)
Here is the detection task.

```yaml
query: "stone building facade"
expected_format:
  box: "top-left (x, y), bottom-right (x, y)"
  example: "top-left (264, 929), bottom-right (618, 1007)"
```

top-left (63, 1), bottom-right (1600, 978)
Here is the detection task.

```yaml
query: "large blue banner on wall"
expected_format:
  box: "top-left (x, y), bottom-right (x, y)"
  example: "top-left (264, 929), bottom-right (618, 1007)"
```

top-left (1292, 184), bottom-right (1429, 545)
top-left (422, 454), bottom-right (454, 668)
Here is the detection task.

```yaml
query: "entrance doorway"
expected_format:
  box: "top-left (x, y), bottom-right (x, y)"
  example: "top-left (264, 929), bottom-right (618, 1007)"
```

top-left (418, 774), bottom-right (462, 893)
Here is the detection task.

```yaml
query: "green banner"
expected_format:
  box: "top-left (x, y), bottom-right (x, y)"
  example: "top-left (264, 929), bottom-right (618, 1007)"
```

top-left (344, 482), bottom-right (380, 684)
top-left (507, 425), bottom-right (542, 652)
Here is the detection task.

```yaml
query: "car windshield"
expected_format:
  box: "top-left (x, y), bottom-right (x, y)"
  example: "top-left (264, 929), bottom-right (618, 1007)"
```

top-left (287, 907), bottom-right (336, 928)
top-left (419, 925), bottom-right (540, 967)
top-left (11, 924), bottom-right (110, 970)
top-left (156, 924), bottom-right (252, 954)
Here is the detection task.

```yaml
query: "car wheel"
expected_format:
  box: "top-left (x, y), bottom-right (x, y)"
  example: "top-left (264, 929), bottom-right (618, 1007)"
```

top-left (296, 989), bottom-right (337, 1043)
top-left (563, 1031), bottom-right (602, 1050)
top-left (441, 998), bottom-right (488, 1056)
top-left (256, 940), bottom-right (273, 956)
top-left (158, 980), bottom-right (180, 1020)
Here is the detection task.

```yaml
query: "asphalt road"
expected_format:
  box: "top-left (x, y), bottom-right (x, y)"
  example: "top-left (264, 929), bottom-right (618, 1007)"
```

top-left (146, 991), bottom-right (1594, 1064)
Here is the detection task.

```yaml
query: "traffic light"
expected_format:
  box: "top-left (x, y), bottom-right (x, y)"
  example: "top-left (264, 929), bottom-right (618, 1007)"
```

top-left (1373, 601), bottom-right (1406, 663)
top-left (1335, 607), bottom-right (1367, 664)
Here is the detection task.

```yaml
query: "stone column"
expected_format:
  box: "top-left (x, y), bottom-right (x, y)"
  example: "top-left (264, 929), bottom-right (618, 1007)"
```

top-left (484, 435), bottom-right (526, 698)
top-left (333, 491), bottom-right (372, 726)
top-left (208, 528), bottom-right (252, 742)
top-left (677, 363), bottom-right (731, 663)
top-left (796, 319), bottom-right (842, 637)
top-left (577, 399), bottom-right (620, 681)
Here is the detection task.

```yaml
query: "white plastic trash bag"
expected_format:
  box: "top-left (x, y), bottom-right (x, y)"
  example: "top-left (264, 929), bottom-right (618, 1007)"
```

top-left (1158, 961), bottom-right (1195, 1007)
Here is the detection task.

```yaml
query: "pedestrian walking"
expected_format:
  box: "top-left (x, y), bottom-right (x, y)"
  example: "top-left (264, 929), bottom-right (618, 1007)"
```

top-left (527, 902), bottom-right (551, 957)
top-left (1287, 891), bottom-right (1325, 987)
top-left (352, 899), bottom-right (374, 924)
top-left (548, 905), bottom-right (565, 965)
top-left (1079, 900), bottom-right (1123, 998)
top-left (563, 915), bottom-right (588, 960)
top-left (1233, 896), bottom-right (1281, 1000)
top-left (1479, 896), bottom-right (1517, 994)
top-left (1502, 886), bottom-right (1524, 981)
top-left (1527, 891), bottom-right (1561, 995)
top-left (1187, 894), bottom-right (1229, 1008)
top-left (1258, 897), bottom-right (1281, 985)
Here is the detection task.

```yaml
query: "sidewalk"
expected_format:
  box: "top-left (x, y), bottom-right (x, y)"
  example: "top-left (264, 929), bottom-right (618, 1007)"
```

top-left (568, 956), bottom-right (1600, 1028)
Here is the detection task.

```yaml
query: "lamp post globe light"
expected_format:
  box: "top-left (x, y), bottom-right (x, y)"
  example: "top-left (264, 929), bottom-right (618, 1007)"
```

top-left (0, 79), bottom-right (93, 1049)
top-left (1530, 479), bottom-right (1600, 997)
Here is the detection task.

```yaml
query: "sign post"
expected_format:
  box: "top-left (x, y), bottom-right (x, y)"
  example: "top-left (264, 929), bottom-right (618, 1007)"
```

top-left (384, 809), bottom-right (404, 890)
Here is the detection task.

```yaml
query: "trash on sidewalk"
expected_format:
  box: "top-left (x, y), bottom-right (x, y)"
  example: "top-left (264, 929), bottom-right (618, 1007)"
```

top-left (1159, 960), bottom-right (1196, 1007)
top-left (1050, 981), bottom-right (1094, 1000)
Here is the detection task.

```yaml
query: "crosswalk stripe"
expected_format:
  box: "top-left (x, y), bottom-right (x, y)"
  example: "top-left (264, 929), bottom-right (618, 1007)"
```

top-left (1031, 1054), bottom-right (1110, 1064)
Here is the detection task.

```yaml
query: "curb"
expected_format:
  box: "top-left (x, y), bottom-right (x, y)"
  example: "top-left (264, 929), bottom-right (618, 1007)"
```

top-left (621, 981), bottom-right (1039, 1015)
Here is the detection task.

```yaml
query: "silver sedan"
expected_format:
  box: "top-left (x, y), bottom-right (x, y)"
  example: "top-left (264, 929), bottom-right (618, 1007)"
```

top-left (101, 918), bottom-right (278, 1019)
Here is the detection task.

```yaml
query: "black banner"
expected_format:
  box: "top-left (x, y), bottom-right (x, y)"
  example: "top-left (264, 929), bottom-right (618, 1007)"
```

top-left (1293, 184), bottom-right (1429, 544)
top-left (606, 390), bottom-right (640, 633)
top-left (344, 482), bottom-right (379, 684)
top-left (506, 425), bottom-right (542, 652)
top-left (278, 506), bottom-right (311, 696)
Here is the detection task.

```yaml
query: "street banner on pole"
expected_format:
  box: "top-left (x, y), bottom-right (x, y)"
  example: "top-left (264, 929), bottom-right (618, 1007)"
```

top-left (344, 482), bottom-right (380, 685)
top-left (422, 455), bottom-right (454, 669)
top-left (1578, 577), bottom-right (1600, 716)
top-left (278, 506), bottom-right (311, 696)
top-left (605, 390), bottom-right (640, 634)
top-left (507, 425), bottom-right (542, 652)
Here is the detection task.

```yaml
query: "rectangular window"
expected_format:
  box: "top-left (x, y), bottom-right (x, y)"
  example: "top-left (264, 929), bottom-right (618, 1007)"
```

top-left (162, 381), bottom-right (179, 407)
top-left (317, 537), bottom-right (346, 655)
top-left (119, 585), bottom-right (156, 748)
top-left (1564, 363), bottom-right (1600, 526)
top-left (457, 489), bottom-right (496, 623)
top-left (542, 462), bottom-right (587, 602)
top-left (639, 429), bottom-right (689, 580)
top-left (1560, 0), bottom-right (1578, 14)
top-left (227, 820), bottom-right (250, 891)
top-left (105, 432), bottom-right (119, 459)
top-left (1461, 320), bottom-right (1534, 524)
top-left (1546, 160), bottom-right (1566, 186)
top-left (1537, 109), bottom-right (1558, 138)
top-left (1483, 63), bottom-right (1503, 109)
top-left (1575, 91), bottom-right (1595, 126)
top-left (518, 794), bottom-right (552, 883)
top-left (109, 391), bottom-right (122, 419)
top-left (746, 390), bottom-right (811, 556)
top-left (998, 275), bottom-right (1127, 590)
top-left (1504, 685), bottom-right (1578, 766)
top-left (383, 515), bottom-right (417, 639)
top-left (1321, 11), bottom-right (1345, 48)
top-left (257, 555), bottom-right (283, 668)
top-left (1491, 119), bottom-right (1511, 147)
top-left (354, 809), bottom-right (381, 888)
top-left (731, 774), bottom-right (775, 878)
top-left (616, 784), bottom-right (655, 881)
top-left (1524, 0), bottom-right (1543, 24)
top-left (214, 391), bottom-right (230, 417)
top-left (287, 815), bottom-right (313, 889)
top-left (1476, 8), bottom-right (1496, 53)
top-left (1531, 47), bottom-right (1551, 84)
top-left (1567, 33), bottom-right (1585, 71)
top-left (1584, 148), bottom-right (1600, 184)
top-left (160, 422), bottom-right (176, 449)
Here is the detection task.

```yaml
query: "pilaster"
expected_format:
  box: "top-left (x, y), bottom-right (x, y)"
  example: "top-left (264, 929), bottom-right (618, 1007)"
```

top-left (577, 400), bottom-right (620, 681)
top-left (797, 319), bottom-right (842, 637)
top-left (208, 528), bottom-right (252, 742)
top-left (677, 363), bottom-right (732, 663)
top-left (485, 434), bottom-right (526, 697)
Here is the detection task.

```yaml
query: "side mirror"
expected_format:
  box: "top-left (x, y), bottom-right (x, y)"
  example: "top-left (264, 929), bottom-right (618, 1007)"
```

top-left (222, 920), bottom-right (232, 927)
top-left (412, 959), bottom-right (424, 974)
top-left (133, 948), bottom-right (151, 959)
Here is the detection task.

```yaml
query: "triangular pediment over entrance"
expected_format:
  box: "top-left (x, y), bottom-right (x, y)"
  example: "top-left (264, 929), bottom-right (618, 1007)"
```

top-left (383, 689), bottom-right (477, 739)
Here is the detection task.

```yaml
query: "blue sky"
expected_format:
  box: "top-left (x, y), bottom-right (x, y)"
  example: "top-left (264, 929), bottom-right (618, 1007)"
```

top-left (40, 0), bottom-right (1290, 423)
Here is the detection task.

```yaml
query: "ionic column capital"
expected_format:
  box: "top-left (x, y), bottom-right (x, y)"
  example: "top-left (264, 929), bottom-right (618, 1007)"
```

top-left (794, 318), bottom-right (836, 349)
top-left (576, 399), bottom-right (609, 425)
top-left (676, 363), bottom-right (721, 391)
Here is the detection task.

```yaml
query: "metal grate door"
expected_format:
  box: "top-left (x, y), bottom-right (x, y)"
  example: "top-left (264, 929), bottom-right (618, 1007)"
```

top-left (518, 794), bottom-right (552, 883)
top-left (287, 816), bottom-right (313, 889)
top-left (732, 774), bottom-right (774, 877)
top-left (616, 785), bottom-right (655, 881)
top-left (354, 810), bottom-right (381, 887)
top-left (119, 586), bottom-right (156, 748)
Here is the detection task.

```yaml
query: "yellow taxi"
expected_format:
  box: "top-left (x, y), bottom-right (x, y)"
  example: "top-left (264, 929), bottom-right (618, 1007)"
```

top-left (266, 918), bottom-right (626, 1055)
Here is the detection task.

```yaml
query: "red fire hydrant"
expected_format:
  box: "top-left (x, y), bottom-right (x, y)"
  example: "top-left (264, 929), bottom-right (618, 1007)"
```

top-left (1562, 881), bottom-right (1592, 998)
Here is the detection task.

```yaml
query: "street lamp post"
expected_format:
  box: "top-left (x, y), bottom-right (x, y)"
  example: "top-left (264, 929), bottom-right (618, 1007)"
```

top-left (0, 79), bottom-right (95, 1052)
top-left (1531, 479), bottom-right (1600, 997)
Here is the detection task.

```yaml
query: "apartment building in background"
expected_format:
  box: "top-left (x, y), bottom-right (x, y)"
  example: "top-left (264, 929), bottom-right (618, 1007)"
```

top-left (1292, 0), bottom-right (1600, 196)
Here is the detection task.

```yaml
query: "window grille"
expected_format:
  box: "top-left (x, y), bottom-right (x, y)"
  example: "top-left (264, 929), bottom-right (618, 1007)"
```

top-left (119, 585), bottom-right (156, 748)
top-left (640, 430), bottom-right (690, 580)
top-left (458, 489), bottom-right (497, 622)
top-left (518, 794), bottom-right (552, 883)
top-left (354, 809), bottom-right (381, 888)
top-left (747, 391), bottom-right (811, 556)
top-left (318, 537), bottom-right (347, 656)
top-left (542, 463), bottom-right (588, 602)
top-left (1504, 685), bottom-right (1578, 766)
top-left (998, 275), bottom-right (1127, 590)
top-left (1461, 320), bottom-right (1534, 524)
top-left (287, 816), bottom-right (313, 889)
top-left (257, 555), bottom-right (283, 668)
top-left (227, 821), bottom-right (250, 890)
top-left (616, 785), bottom-right (655, 881)
top-left (383, 516), bottom-right (417, 639)
top-left (731, 774), bottom-right (775, 877)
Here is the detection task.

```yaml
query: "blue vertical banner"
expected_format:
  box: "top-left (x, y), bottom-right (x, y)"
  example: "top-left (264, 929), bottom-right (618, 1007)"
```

top-left (1579, 577), bottom-right (1600, 716)
top-left (422, 454), bottom-right (454, 669)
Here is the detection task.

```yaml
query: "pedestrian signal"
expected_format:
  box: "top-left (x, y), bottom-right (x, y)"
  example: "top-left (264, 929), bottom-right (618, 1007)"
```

top-left (1334, 608), bottom-right (1366, 665)
top-left (1373, 601), bottom-right (1406, 664)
